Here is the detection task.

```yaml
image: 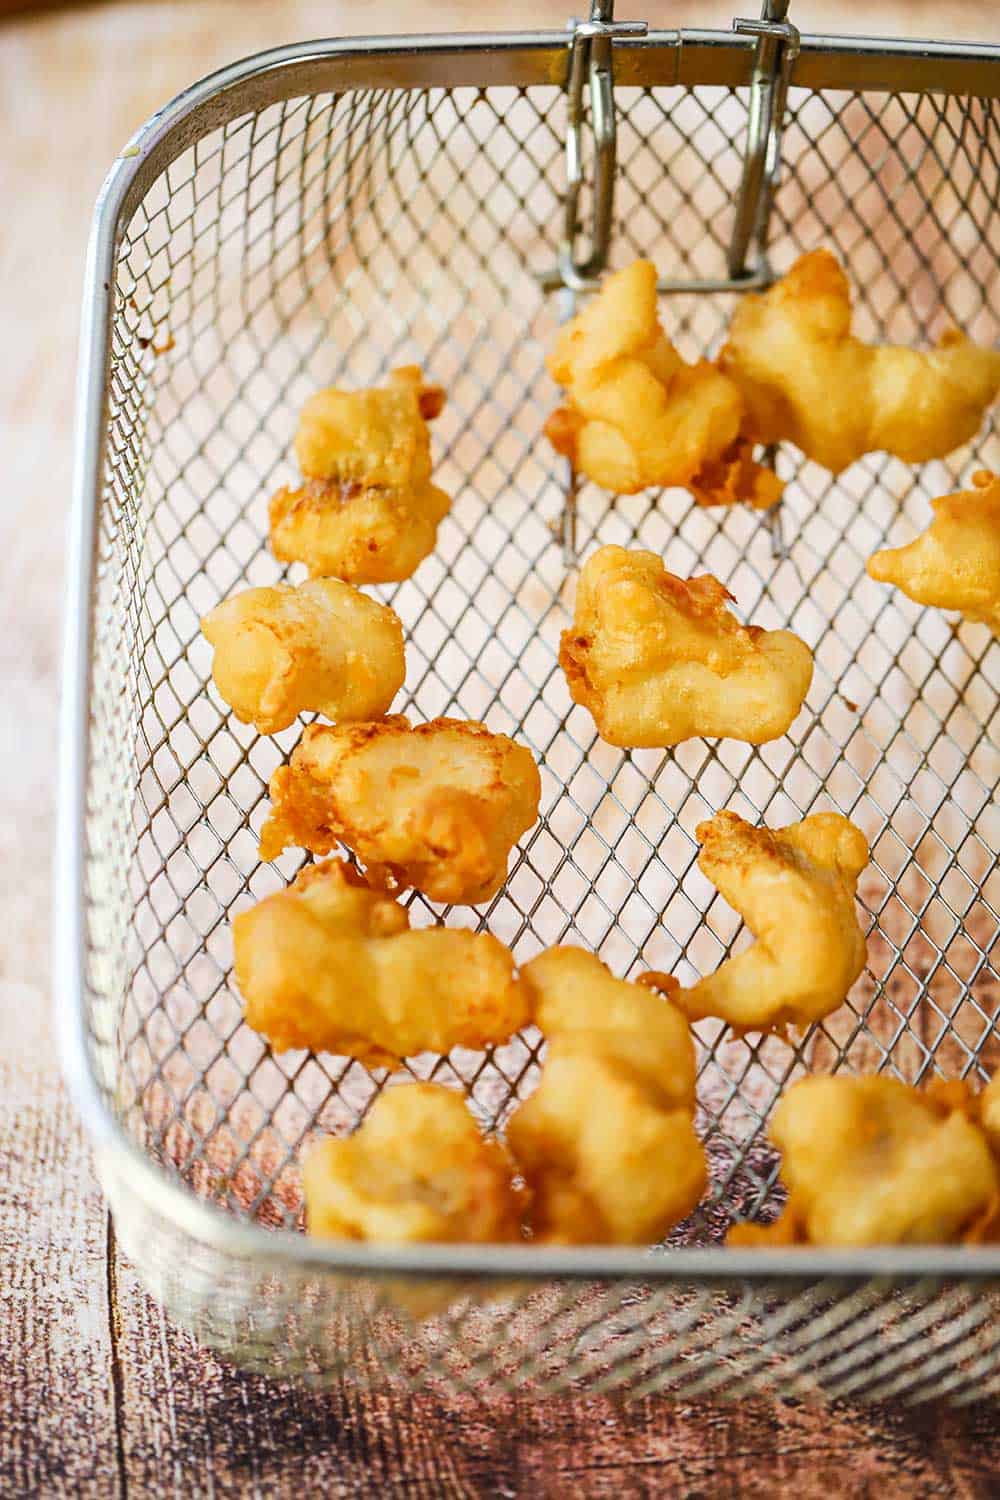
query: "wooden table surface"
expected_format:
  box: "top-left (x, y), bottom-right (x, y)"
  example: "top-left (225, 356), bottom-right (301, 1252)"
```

top-left (4, 1), bottom-right (1000, 1495)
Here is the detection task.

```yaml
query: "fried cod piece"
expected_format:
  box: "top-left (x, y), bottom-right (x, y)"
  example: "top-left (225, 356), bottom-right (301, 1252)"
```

top-left (506, 948), bottom-right (706, 1245)
top-left (545, 259), bottom-right (781, 508)
top-left (560, 545), bottom-right (813, 747)
top-left (718, 250), bottom-right (1000, 473)
top-left (259, 716), bottom-right (541, 904)
top-left (304, 1083), bottom-right (524, 1243)
top-left (677, 810), bottom-right (869, 1034)
top-left (233, 858), bottom-right (529, 1064)
top-left (269, 365), bottom-right (451, 583)
top-left (729, 1075), bottom-right (999, 1248)
top-left (201, 578), bottom-right (405, 735)
top-left (866, 469), bottom-right (1000, 632)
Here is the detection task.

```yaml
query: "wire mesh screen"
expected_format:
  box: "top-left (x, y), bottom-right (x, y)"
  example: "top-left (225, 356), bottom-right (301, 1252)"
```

top-left (80, 66), bottom-right (1000, 1393)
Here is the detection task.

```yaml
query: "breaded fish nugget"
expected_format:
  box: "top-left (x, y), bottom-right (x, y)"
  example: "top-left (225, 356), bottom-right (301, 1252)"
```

top-left (729, 1075), bottom-right (999, 1248)
top-left (506, 948), bottom-right (706, 1245)
top-left (201, 578), bottom-right (405, 735)
top-left (678, 810), bottom-right (869, 1034)
top-left (545, 259), bottom-right (781, 507)
top-left (233, 858), bottom-right (529, 1064)
top-left (560, 545), bottom-right (813, 747)
top-left (294, 364), bottom-right (445, 483)
top-left (259, 716), bottom-right (541, 904)
top-left (719, 250), bottom-right (1000, 472)
top-left (304, 1083), bottom-right (523, 1243)
top-left (867, 469), bottom-right (1000, 632)
top-left (269, 365), bottom-right (450, 583)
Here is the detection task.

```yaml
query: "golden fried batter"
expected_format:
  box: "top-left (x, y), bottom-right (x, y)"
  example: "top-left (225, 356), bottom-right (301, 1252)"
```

top-left (200, 578), bottom-right (405, 735)
top-left (269, 365), bottom-right (451, 583)
top-left (506, 947), bottom-right (706, 1245)
top-left (729, 1075), bottom-right (999, 1248)
top-left (560, 545), bottom-right (813, 747)
top-left (304, 1083), bottom-right (523, 1243)
top-left (719, 250), bottom-right (1000, 472)
top-left (867, 469), bottom-right (1000, 632)
top-left (233, 858), bottom-right (529, 1065)
top-left (677, 810), bottom-right (869, 1034)
top-left (545, 259), bottom-right (781, 507)
top-left (294, 364), bottom-right (445, 482)
top-left (978, 1070), bottom-right (1000, 1151)
top-left (259, 716), bottom-right (541, 904)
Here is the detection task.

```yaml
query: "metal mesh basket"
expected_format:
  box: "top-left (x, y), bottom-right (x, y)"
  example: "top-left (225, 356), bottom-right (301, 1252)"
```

top-left (59, 16), bottom-right (1000, 1404)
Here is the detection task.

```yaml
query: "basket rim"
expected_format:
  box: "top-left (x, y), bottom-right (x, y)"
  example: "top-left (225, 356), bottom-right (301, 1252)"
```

top-left (58, 27), bottom-right (1000, 1288)
top-left (55, 24), bottom-right (1000, 234)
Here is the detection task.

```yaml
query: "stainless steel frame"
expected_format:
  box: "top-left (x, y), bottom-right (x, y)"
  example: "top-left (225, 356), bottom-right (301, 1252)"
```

top-left (59, 25), bottom-right (1000, 1400)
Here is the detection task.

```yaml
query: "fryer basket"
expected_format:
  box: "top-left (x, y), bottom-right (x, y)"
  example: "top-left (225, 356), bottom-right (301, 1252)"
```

top-left (59, 21), bottom-right (1000, 1402)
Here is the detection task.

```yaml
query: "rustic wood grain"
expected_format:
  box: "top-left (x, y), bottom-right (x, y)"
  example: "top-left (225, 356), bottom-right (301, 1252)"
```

top-left (0, 1050), bottom-right (120, 1498)
top-left (3, 1), bottom-right (1000, 1496)
top-left (89, 1256), bottom-right (1000, 1500)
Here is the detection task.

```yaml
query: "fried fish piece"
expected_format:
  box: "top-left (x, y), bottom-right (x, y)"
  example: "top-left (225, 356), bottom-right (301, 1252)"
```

top-left (259, 716), bottom-right (541, 904)
top-left (304, 1083), bottom-right (524, 1243)
top-left (269, 479), bottom-right (451, 586)
top-left (294, 364), bottom-right (445, 482)
top-left (233, 858), bottom-right (529, 1064)
top-left (729, 1075), bottom-right (999, 1248)
top-left (200, 577), bottom-right (405, 735)
top-left (560, 545), bottom-right (813, 747)
top-left (718, 250), bottom-right (1000, 473)
top-left (545, 259), bottom-right (781, 507)
top-left (677, 810), bottom-right (869, 1034)
top-left (506, 947), bottom-right (706, 1245)
top-left (269, 365), bottom-right (451, 584)
top-left (866, 469), bottom-right (1000, 632)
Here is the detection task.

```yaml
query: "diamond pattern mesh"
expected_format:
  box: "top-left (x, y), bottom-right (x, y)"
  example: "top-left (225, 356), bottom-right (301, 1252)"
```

top-left (80, 64), bottom-right (1000, 1392)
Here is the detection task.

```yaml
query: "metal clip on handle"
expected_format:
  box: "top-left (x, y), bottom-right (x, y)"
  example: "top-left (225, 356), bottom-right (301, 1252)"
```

top-left (558, 1), bottom-right (648, 289)
top-left (551, 2), bottom-right (799, 561)
top-left (552, 2), bottom-right (645, 562)
top-left (728, 1), bottom-right (801, 281)
top-left (728, 2), bottom-right (800, 557)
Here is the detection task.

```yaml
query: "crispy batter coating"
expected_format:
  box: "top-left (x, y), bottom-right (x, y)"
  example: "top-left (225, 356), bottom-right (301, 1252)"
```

top-left (506, 948), bottom-right (706, 1245)
top-left (545, 260), bottom-right (781, 507)
top-left (677, 810), bottom-right (869, 1034)
top-left (560, 545), bottom-right (813, 747)
top-left (866, 469), bottom-right (1000, 632)
top-left (233, 858), bottom-right (529, 1065)
top-left (729, 1075), bottom-right (999, 1248)
top-left (294, 364), bottom-right (445, 483)
top-left (200, 578), bottom-right (405, 735)
top-left (719, 250), bottom-right (1000, 472)
top-left (269, 479), bottom-right (450, 586)
top-left (259, 716), bottom-right (541, 904)
top-left (304, 1083), bottom-right (523, 1243)
top-left (269, 365), bottom-right (451, 583)
top-left (978, 1071), bottom-right (1000, 1152)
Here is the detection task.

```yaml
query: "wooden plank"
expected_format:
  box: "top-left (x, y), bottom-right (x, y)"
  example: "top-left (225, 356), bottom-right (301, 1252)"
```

top-left (0, 1045), bottom-right (121, 1498)
top-left (109, 1255), bottom-right (476, 1498)
top-left (506, 1392), bottom-right (1000, 1499)
top-left (107, 1252), bottom-right (1000, 1500)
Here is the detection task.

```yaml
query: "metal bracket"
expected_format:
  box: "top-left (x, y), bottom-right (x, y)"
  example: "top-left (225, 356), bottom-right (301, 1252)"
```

top-left (727, 1), bottom-right (801, 281)
top-left (546, 2), bottom-right (799, 563)
top-left (727, 3), bottom-right (800, 557)
top-left (541, 2), bottom-right (799, 297)
top-left (556, 2), bottom-right (648, 291)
